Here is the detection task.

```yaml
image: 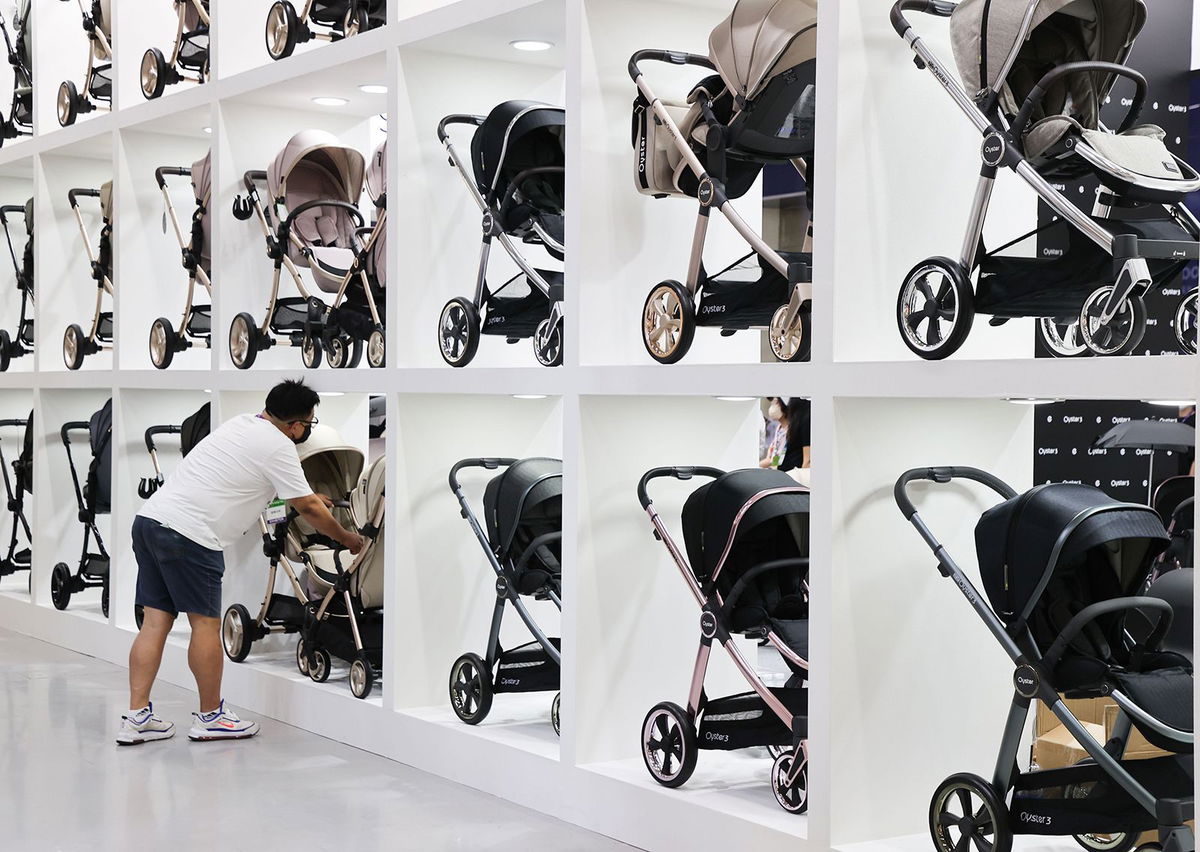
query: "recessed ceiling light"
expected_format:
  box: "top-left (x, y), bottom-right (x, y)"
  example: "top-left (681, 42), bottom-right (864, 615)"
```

top-left (1144, 399), bottom-right (1195, 407)
top-left (358, 84), bottom-right (387, 94)
top-left (513, 394), bottom-right (548, 400)
top-left (201, 126), bottom-right (212, 134)
top-left (1005, 397), bottom-right (1063, 405)
top-left (320, 392), bottom-right (345, 398)
top-left (715, 396), bottom-right (756, 402)
top-left (312, 96), bottom-right (349, 107)
top-left (510, 39), bottom-right (553, 52)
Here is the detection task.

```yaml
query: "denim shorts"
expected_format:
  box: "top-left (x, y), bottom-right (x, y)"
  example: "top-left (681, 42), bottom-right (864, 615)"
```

top-left (132, 515), bottom-right (225, 618)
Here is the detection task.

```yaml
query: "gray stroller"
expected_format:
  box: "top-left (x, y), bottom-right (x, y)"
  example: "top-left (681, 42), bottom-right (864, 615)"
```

top-left (57, 0), bottom-right (113, 126)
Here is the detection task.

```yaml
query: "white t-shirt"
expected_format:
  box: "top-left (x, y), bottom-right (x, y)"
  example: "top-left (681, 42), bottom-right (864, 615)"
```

top-left (139, 413), bottom-right (314, 550)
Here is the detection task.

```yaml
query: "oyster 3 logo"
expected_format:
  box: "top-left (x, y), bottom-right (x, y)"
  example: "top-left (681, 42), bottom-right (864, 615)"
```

top-left (1019, 812), bottom-right (1052, 826)
top-left (700, 304), bottom-right (726, 315)
top-left (704, 731), bottom-right (730, 743)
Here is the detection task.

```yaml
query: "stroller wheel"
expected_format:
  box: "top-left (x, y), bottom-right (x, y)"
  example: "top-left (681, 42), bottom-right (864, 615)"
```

top-left (265, 1), bottom-right (300, 61)
top-left (1080, 287), bottom-right (1146, 357)
top-left (295, 637), bottom-right (311, 676)
top-left (438, 298), bottom-right (481, 368)
top-left (101, 582), bottom-right (109, 619)
top-left (63, 324), bottom-right (86, 370)
top-left (770, 750), bottom-right (808, 814)
top-left (229, 312), bottom-right (259, 369)
top-left (448, 652), bottom-right (492, 724)
top-left (533, 318), bottom-right (563, 367)
top-left (896, 258), bottom-right (974, 360)
top-left (222, 603), bottom-right (254, 663)
top-left (349, 655), bottom-right (374, 699)
top-left (342, 6), bottom-right (369, 36)
top-left (551, 692), bottom-right (561, 736)
top-left (1067, 761), bottom-right (1139, 852)
top-left (767, 743), bottom-right (789, 760)
top-left (641, 702), bottom-right (697, 788)
top-left (367, 328), bottom-right (385, 368)
top-left (327, 335), bottom-right (362, 369)
top-left (0, 329), bottom-right (10, 372)
top-left (642, 281), bottom-right (695, 365)
top-left (1175, 291), bottom-right (1197, 355)
top-left (1038, 317), bottom-right (1090, 358)
top-left (150, 317), bottom-right (176, 369)
top-left (308, 646), bottom-right (331, 683)
top-left (57, 80), bottom-right (78, 127)
top-left (769, 303), bottom-right (811, 363)
top-left (301, 333), bottom-right (323, 369)
top-left (51, 562), bottom-right (73, 611)
top-left (140, 48), bottom-right (168, 100)
top-left (929, 773), bottom-right (1012, 852)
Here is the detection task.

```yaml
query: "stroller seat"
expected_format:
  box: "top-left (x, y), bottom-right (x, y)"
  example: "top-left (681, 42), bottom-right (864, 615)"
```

top-left (1109, 665), bottom-right (1193, 739)
top-left (306, 245), bottom-right (355, 293)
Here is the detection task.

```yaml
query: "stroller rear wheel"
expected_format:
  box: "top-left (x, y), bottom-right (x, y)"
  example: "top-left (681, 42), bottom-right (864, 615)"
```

top-left (63, 324), bottom-right (86, 370)
top-left (769, 302), bottom-right (811, 363)
top-left (1174, 291), bottom-right (1197, 355)
top-left (349, 655), bottom-right (374, 699)
top-left (1079, 287), bottom-right (1146, 357)
top-left (342, 6), bottom-right (369, 36)
top-left (327, 335), bottom-right (362, 370)
top-left (51, 562), bottom-right (73, 610)
top-left (308, 645), bottom-right (331, 683)
top-left (449, 652), bottom-right (492, 724)
top-left (140, 48), bottom-right (168, 100)
top-left (301, 333), bottom-right (323, 369)
top-left (0, 329), bottom-right (10, 372)
top-left (770, 750), bottom-right (808, 814)
top-left (929, 773), bottom-right (1012, 852)
top-left (1038, 317), bottom-right (1090, 358)
top-left (222, 603), bottom-right (254, 663)
top-left (897, 258), bottom-right (974, 360)
top-left (439, 298), bottom-right (481, 368)
top-left (295, 637), bottom-right (311, 676)
top-left (641, 701), bottom-right (697, 788)
top-left (57, 80), bottom-right (78, 127)
top-left (367, 327), bottom-right (385, 368)
top-left (534, 317), bottom-right (563, 367)
top-left (101, 581), bottom-right (109, 619)
top-left (551, 692), bottom-right (561, 736)
top-left (229, 312), bottom-right (259, 369)
top-left (265, 1), bottom-right (300, 61)
top-left (149, 317), bottom-right (176, 369)
top-left (642, 281), bottom-right (695, 365)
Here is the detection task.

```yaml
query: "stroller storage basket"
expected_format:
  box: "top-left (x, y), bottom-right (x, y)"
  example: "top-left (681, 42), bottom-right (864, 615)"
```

top-left (494, 639), bottom-right (560, 694)
top-left (482, 284), bottom-right (551, 339)
top-left (697, 252), bottom-right (807, 329)
top-left (307, 603), bottom-right (382, 668)
top-left (698, 687), bottom-right (808, 750)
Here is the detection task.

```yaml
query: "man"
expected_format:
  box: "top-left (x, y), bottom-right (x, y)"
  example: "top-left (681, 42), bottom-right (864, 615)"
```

top-left (116, 380), bottom-right (365, 745)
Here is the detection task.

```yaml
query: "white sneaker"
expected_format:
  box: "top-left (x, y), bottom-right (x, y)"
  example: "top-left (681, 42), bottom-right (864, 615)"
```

top-left (188, 700), bottom-right (260, 741)
top-left (116, 704), bottom-right (176, 746)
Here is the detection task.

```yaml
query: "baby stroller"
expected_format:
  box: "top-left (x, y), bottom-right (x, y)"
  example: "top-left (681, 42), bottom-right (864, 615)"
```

top-left (230, 130), bottom-right (386, 370)
top-left (51, 399), bottom-right (112, 618)
top-left (447, 458), bottom-right (563, 733)
top-left (891, 0), bottom-right (1200, 359)
top-left (0, 1), bottom-right (31, 143)
top-left (896, 467), bottom-right (1194, 852)
top-left (630, 0), bottom-right (817, 365)
top-left (637, 467), bottom-right (810, 813)
top-left (150, 153), bottom-right (212, 369)
top-left (264, 0), bottom-right (385, 61)
top-left (63, 182), bottom-right (113, 370)
top-left (57, 0), bottom-right (113, 127)
top-left (140, 0), bottom-right (209, 100)
top-left (0, 412), bottom-right (31, 584)
top-left (0, 198), bottom-right (33, 371)
top-left (437, 102), bottom-right (565, 368)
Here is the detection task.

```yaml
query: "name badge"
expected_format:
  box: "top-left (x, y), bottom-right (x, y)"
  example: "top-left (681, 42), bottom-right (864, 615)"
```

top-left (264, 498), bottom-right (288, 526)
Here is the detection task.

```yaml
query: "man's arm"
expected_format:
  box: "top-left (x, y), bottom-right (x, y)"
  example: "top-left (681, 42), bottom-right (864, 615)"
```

top-left (288, 494), bottom-right (365, 554)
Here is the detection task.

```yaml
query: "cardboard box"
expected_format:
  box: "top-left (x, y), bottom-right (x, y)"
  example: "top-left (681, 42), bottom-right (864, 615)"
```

top-left (1103, 704), bottom-right (1170, 760)
top-left (1031, 721), bottom-right (1105, 770)
top-left (1035, 697), bottom-right (1115, 737)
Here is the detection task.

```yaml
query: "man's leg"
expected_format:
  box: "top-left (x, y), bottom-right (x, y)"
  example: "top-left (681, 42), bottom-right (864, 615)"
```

top-left (186, 613), bottom-right (223, 714)
top-left (128, 607), bottom-right (175, 710)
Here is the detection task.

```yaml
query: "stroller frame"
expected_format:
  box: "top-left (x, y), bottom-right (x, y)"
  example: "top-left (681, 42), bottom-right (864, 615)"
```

top-left (140, 0), bottom-right (210, 100)
top-left (891, 1), bottom-right (1200, 359)
top-left (62, 187), bottom-right (113, 370)
top-left (0, 4), bottom-right (31, 142)
top-left (0, 203), bottom-right (32, 371)
top-left (57, 0), bottom-right (113, 127)
top-left (447, 458), bottom-right (563, 733)
top-left (896, 466), bottom-right (1195, 852)
top-left (638, 467), bottom-right (810, 812)
top-left (136, 423), bottom-right (183, 500)
top-left (150, 165), bottom-right (211, 369)
top-left (629, 51), bottom-right (814, 365)
top-left (264, 0), bottom-right (382, 62)
top-left (0, 417), bottom-right (30, 583)
top-left (230, 169), bottom-right (386, 370)
top-left (50, 419), bottom-right (110, 618)
top-left (437, 115), bottom-right (565, 369)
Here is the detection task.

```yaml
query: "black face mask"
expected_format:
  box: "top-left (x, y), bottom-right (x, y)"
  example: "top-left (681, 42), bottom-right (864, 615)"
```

top-left (291, 422), bottom-right (313, 445)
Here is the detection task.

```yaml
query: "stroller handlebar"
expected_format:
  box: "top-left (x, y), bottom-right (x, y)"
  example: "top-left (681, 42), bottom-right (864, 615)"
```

top-left (155, 166), bottom-right (192, 190)
top-left (67, 187), bottom-right (101, 208)
top-left (627, 49), bottom-right (716, 83)
top-left (638, 466), bottom-right (725, 510)
top-left (437, 114), bottom-right (485, 144)
top-left (448, 457), bottom-right (519, 492)
top-left (0, 418), bottom-right (27, 429)
top-left (282, 199), bottom-right (365, 234)
top-left (144, 424), bottom-right (182, 453)
top-left (1010, 61), bottom-right (1148, 141)
top-left (1041, 596), bottom-right (1173, 674)
top-left (890, 0), bottom-right (956, 37)
top-left (0, 204), bottom-right (25, 221)
top-left (894, 466), bottom-right (1017, 520)
top-left (60, 420), bottom-right (89, 445)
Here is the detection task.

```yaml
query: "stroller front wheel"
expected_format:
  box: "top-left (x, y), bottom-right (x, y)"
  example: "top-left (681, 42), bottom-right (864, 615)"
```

top-left (301, 333), bottom-right (323, 369)
top-left (449, 652), bottom-right (492, 724)
top-left (0, 328), bottom-right (10, 372)
top-left (929, 773), bottom-right (1012, 852)
top-left (140, 48), bottom-right (168, 100)
top-left (222, 603), bottom-right (254, 663)
top-left (265, 1), bottom-right (300, 61)
top-left (149, 317), bottom-right (176, 369)
top-left (342, 6), bottom-right (369, 37)
top-left (641, 701), bottom-right (697, 788)
top-left (1174, 291), bottom-right (1197, 355)
top-left (1038, 317), bottom-right (1090, 358)
top-left (51, 562), bottom-right (73, 610)
top-left (642, 281), bottom-right (695, 365)
top-left (308, 646), bottom-right (331, 683)
top-left (769, 302), bottom-right (811, 363)
top-left (551, 692), bottom-right (561, 736)
top-left (63, 324), bottom-right (86, 370)
top-left (770, 750), bottom-right (808, 814)
top-left (327, 334), bottom-right (362, 369)
top-left (57, 80), bottom-right (78, 127)
top-left (438, 298), bottom-right (481, 368)
top-left (367, 327), bottom-right (385, 368)
top-left (896, 258), bottom-right (974, 360)
top-left (1079, 287), bottom-right (1146, 357)
top-left (534, 317), bottom-right (563, 367)
top-left (229, 312), bottom-right (259, 369)
top-left (349, 655), bottom-right (374, 699)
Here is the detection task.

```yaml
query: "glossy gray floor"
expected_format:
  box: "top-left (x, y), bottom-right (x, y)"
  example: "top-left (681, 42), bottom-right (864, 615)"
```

top-left (0, 627), bottom-right (636, 851)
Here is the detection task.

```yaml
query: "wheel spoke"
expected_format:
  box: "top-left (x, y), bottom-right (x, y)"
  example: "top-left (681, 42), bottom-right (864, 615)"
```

top-left (927, 316), bottom-right (943, 344)
top-left (915, 279), bottom-right (935, 303)
top-left (955, 789), bottom-right (972, 816)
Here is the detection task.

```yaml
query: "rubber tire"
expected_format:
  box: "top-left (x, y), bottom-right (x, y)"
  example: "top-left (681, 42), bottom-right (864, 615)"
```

top-left (141, 48), bottom-right (168, 100)
top-left (51, 562), bottom-right (72, 610)
top-left (1037, 317), bottom-right (1090, 358)
top-left (1080, 288), bottom-right (1147, 357)
top-left (349, 655), bottom-right (374, 699)
top-left (309, 647), bottom-right (331, 683)
top-left (229, 312), bottom-right (259, 369)
top-left (101, 582), bottom-right (109, 619)
top-left (343, 6), bottom-right (369, 36)
top-left (896, 257), bottom-right (975, 360)
top-left (63, 324), bottom-right (86, 370)
top-left (769, 302), bottom-right (811, 363)
top-left (448, 652), bottom-right (493, 725)
top-left (1175, 291), bottom-right (1197, 355)
top-left (295, 637), bottom-right (311, 676)
top-left (58, 80), bottom-right (78, 127)
top-left (0, 329), bottom-right (10, 372)
top-left (771, 750), bottom-right (809, 814)
top-left (533, 317), bottom-right (564, 367)
top-left (642, 281), bottom-right (696, 365)
top-left (265, 1), bottom-right (300, 61)
top-left (301, 333), bottom-right (322, 369)
top-left (222, 603), bottom-right (254, 663)
top-left (929, 773), bottom-right (1013, 852)
top-left (150, 317), bottom-right (176, 369)
top-left (551, 692), bottom-right (561, 737)
top-left (438, 298), bottom-right (481, 368)
top-left (367, 327), bottom-right (385, 368)
top-left (640, 701), bottom-right (698, 788)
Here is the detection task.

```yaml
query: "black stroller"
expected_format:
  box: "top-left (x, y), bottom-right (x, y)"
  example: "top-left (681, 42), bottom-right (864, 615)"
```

top-left (264, 0), bottom-right (385, 61)
top-left (0, 198), bottom-right (32, 371)
top-left (63, 183), bottom-right (113, 370)
top-left (136, 401), bottom-right (211, 500)
top-left (630, 0), bottom-right (817, 364)
top-left (897, 467), bottom-right (1194, 852)
top-left (637, 467), bottom-right (810, 813)
top-left (140, 0), bottom-right (209, 100)
top-left (0, 411), bottom-right (31, 585)
top-left (57, 0), bottom-right (113, 127)
top-left (52, 399), bottom-right (112, 618)
top-left (0, 0), bottom-right (31, 143)
top-left (437, 103), bottom-right (566, 368)
top-left (447, 458), bottom-right (563, 733)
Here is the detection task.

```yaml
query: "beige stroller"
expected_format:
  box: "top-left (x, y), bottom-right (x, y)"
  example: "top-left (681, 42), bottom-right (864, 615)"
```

top-left (63, 182), bottom-right (113, 370)
top-left (140, 0), bottom-right (210, 100)
top-left (58, 0), bottom-right (113, 126)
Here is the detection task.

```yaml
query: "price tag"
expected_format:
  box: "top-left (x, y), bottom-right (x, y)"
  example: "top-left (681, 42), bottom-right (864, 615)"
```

top-left (263, 498), bottom-right (287, 526)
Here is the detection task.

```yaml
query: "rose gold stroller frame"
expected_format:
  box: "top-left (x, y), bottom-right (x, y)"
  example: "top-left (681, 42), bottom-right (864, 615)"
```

top-left (62, 187), bottom-right (113, 370)
top-left (153, 165), bottom-right (211, 363)
top-left (57, 0), bottom-right (113, 126)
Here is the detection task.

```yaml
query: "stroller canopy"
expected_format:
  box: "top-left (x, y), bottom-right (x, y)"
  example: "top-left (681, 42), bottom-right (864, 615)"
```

top-left (681, 468), bottom-right (809, 585)
top-left (347, 456), bottom-right (386, 608)
top-left (16, 409), bottom-right (31, 495)
top-left (180, 402), bottom-right (210, 457)
top-left (975, 483), bottom-right (1167, 627)
top-left (87, 399), bottom-right (113, 514)
top-left (99, 181), bottom-right (113, 223)
top-left (191, 151), bottom-right (212, 271)
top-left (366, 140), bottom-right (386, 207)
top-left (950, 0), bottom-right (1146, 117)
top-left (296, 424), bottom-right (365, 498)
top-left (470, 101), bottom-right (565, 204)
top-left (267, 130), bottom-right (365, 206)
top-left (179, 0), bottom-right (208, 30)
top-left (709, 0), bottom-right (819, 105)
top-left (482, 457), bottom-right (562, 560)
